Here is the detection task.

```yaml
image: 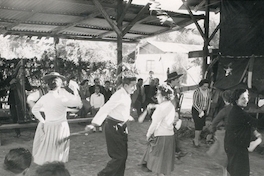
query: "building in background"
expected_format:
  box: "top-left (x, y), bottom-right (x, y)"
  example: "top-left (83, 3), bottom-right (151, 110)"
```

top-left (130, 41), bottom-right (203, 85)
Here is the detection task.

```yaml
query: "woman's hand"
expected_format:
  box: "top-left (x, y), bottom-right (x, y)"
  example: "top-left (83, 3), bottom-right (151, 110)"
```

top-left (147, 104), bottom-right (156, 111)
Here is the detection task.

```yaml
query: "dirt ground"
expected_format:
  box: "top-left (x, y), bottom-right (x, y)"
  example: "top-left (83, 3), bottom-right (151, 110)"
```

top-left (1, 119), bottom-right (264, 176)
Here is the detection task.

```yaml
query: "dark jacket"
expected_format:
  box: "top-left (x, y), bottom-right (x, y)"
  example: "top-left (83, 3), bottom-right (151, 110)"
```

top-left (224, 105), bottom-right (257, 148)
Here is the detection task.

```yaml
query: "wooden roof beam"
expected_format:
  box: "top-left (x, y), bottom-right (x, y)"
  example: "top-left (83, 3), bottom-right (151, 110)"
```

top-left (97, 14), bottom-right (150, 38)
top-left (135, 26), bottom-right (173, 40)
top-left (182, 1), bottom-right (206, 41)
top-left (207, 23), bottom-right (219, 44)
top-left (92, 0), bottom-right (122, 36)
top-left (122, 3), bottom-right (150, 37)
top-left (194, 0), bottom-right (206, 12)
top-left (117, 0), bottom-right (133, 24)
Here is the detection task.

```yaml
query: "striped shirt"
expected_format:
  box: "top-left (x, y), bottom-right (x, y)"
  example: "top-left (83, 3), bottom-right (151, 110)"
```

top-left (192, 88), bottom-right (211, 113)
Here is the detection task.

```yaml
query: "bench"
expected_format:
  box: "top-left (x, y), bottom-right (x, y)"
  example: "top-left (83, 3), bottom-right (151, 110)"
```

top-left (0, 117), bottom-right (93, 146)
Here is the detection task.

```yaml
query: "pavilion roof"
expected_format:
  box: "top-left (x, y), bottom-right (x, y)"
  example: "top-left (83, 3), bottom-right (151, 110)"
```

top-left (0, 0), bottom-right (204, 43)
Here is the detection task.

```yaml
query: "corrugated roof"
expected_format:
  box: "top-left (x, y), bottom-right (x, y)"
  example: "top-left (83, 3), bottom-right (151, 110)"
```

top-left (148, 41), bottom-right (202, 53)
top-left (0, 0), bottom-right (204, 43)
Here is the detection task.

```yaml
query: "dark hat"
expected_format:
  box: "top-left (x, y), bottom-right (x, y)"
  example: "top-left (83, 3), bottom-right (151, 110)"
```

top-left (165, 71), bottom-right (183, 82)
top-left (42, 72), bottom-right (65, 81)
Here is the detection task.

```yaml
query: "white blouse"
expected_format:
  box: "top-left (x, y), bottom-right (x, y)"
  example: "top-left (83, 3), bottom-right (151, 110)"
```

top-left (32, 88), bottom-right (82, 123)
top-left (147, 101), bottom-right (175, 137)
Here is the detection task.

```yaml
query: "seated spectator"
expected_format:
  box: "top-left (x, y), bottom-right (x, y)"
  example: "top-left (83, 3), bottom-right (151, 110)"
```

top-left (3, 148), bottom-right (32, 176)
top-left (89, 78), bottom-right (104, 94)
top-left (90, 85), bottom-right (105, 132)
top-left (35, 161), bottom-right (71, 176)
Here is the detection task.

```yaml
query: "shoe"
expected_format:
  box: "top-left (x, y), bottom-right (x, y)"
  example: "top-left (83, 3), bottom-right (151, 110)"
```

top-left (192, 140), bottom-right (200, 148)
top-left (175, 151), bottom-right (187, 159)
top-left (175, 158), bottom-right (183, 164)
top-left (141, 164), bottom-right (151, 172)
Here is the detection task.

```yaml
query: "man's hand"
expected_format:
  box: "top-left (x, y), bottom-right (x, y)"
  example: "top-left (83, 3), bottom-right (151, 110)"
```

top-left (146, 134), bottom-right (151, 141)
top-left (85, 124), bottom-right (95, 131)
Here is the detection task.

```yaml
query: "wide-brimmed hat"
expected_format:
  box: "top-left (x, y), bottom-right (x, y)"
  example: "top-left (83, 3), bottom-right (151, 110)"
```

top-left (42, 72), bottom-right (65, 81)
top-left (165, 71), bottom-right (183, 82)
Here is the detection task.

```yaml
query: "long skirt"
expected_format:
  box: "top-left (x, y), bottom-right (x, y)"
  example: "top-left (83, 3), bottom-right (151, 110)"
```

top-left (141, 135), bottom-right (175, 175)
top-left (225, 145), bottom-right (249, 176)
top-left (207, 130), bottom-right (227, 167)
top-left (32, 121), bottom-right (70, 165)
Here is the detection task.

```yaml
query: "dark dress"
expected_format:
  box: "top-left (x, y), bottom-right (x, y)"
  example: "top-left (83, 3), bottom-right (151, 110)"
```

top-left (224, 105), bottom-right (258, 176)
top-left (207, 104), bottom-right (232, 167)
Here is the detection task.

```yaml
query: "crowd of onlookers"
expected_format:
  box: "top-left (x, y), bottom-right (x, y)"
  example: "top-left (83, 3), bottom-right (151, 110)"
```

top-left (2, 62), bottom-right (264, 176)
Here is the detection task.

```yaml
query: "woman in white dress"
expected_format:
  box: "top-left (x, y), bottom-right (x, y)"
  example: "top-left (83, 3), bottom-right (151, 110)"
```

top-left (32, 72), bottom-right (82, 165)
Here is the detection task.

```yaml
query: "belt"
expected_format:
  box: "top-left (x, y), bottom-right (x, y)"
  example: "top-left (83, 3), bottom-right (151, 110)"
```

top-left (107, 116), bottom-right (127, 126)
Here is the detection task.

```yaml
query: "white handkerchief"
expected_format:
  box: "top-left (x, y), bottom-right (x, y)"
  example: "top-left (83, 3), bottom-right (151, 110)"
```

top-left (175, 119), bottom-right (182, 130)
top-left (248, 138), bottom-right (262, 152)
top-left (199, 111), bottom-right (205, 118)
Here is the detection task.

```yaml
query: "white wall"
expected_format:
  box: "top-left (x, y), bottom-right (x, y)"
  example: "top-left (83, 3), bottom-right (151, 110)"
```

top-left (135, 54), bottom-right (176, 83)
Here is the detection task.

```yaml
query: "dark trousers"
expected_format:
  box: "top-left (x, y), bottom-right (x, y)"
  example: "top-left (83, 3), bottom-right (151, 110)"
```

top-left (98, 118), bottom-right (128, 176)
top-left (10, 104), bottom-right (20, 135)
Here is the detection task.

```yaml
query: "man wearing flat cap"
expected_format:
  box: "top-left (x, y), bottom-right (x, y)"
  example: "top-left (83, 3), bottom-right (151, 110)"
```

top-left (165, 71), bottom-right (187, 160)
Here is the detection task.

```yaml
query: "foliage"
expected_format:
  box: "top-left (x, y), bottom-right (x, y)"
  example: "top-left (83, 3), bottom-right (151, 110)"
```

top-left (0, 35), bottom-right (139, 86)
top-left (0, 57), bottom-right (117, 87)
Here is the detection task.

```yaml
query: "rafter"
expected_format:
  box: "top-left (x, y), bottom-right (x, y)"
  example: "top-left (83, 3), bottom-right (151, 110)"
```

top-left (183, 1), bottom-right (206, 41)
top-left (117, 0), bottom-right (133, 24)
top-left (122, 3), bottom-right (150, 36)
top-left (92, 0), bottom-right (122, 36)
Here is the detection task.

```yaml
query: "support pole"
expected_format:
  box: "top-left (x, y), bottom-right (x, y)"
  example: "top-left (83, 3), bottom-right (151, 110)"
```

top-left (116, 0), bottom-right (123, 85)
top-left (54, 37), bottom-right (59, 72)
top-left (203, 0), bottom-right (210, 77)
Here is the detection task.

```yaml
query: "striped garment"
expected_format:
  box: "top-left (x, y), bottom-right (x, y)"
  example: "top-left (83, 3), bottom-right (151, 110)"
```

top-left (192, 88), bottom-right (211, 113)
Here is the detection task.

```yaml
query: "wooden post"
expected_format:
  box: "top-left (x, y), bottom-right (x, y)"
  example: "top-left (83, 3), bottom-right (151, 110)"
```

top-left (116, 0), bottom-right (123, 85)
top-left (54, 37), bottom-right (59, 72)
top-left (203, 0), bottom-right (210, 77)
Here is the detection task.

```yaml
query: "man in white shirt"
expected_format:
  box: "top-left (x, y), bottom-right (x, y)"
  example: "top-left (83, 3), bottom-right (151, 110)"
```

top-left (85, 76), bottom-right (136, 176)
